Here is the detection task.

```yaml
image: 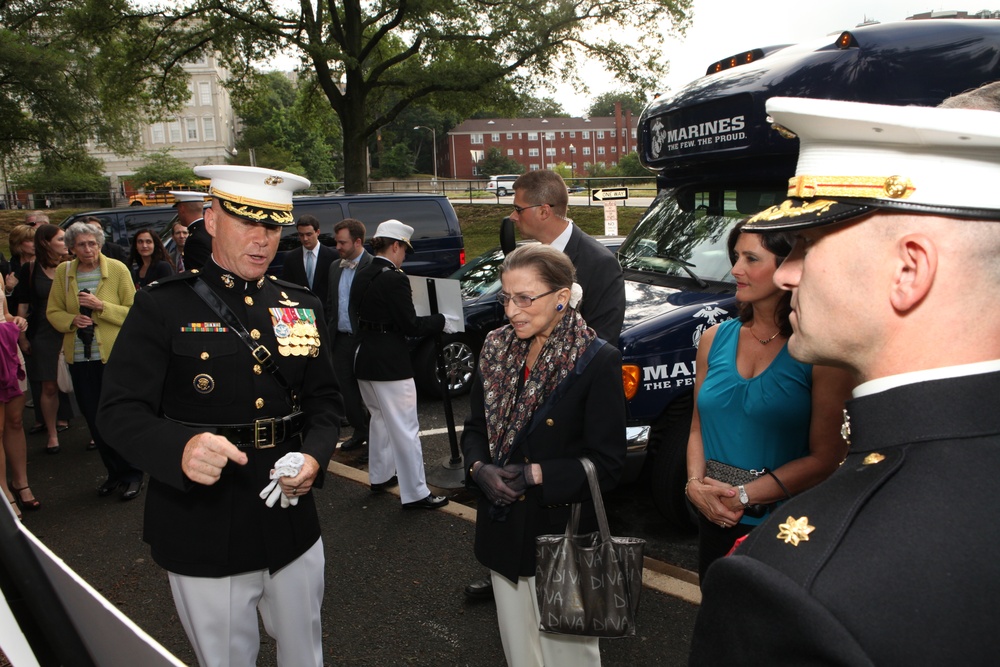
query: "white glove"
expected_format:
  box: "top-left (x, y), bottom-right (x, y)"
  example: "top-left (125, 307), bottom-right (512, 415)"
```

top-left (258, 452), bottom-right (306, 508)
top-left (443, 314), bottom-right (461, 334)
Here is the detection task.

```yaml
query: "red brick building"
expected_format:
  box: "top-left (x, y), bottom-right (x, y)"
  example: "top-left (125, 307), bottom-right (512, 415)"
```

top-left (447, 105), bottom-right (639, 179)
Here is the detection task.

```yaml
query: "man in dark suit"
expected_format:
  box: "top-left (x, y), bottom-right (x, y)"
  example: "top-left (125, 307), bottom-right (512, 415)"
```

top-left (690, 94), bottom-right (1000, 664)
top-left (465, 168), bottom-right (628, 600)
top-left (353, 219), bottom-right (458, 510)
top-left (509, 170), bottom-right (624, 346)
top-left (169, 190), bottom-right (209, 271)
top-left (282, 214), bottom-right (336, 304)
top-left (325, 218), bottom-right (372, 451)
top-left (99, 165), bottom-right (342, 666)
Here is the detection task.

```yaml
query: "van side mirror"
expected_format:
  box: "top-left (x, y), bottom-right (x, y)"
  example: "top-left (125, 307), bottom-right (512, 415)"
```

top-left (500, 217), bottom-right (516, 255)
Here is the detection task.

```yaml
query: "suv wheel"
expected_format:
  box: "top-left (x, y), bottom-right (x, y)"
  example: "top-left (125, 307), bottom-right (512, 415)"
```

top-left (414, 334), bottom-right (478, 398)
top-left (497, 187), bottom-right (508, 197)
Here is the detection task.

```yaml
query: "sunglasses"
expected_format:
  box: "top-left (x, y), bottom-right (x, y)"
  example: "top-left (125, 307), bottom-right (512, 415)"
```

top-left (511, 203), bottom-right (550, 215)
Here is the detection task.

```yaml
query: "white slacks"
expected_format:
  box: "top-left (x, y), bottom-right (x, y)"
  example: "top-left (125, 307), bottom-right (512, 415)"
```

top-left (168, 538), bottom-right (325, 667)
top-left (358, 377), bottom-right (432, 504)
top-left (490, 570), bottom-right (601, 667)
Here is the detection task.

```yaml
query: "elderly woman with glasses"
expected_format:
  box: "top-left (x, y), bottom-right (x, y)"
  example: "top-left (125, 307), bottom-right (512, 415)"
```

top-left (462, 244), bottom-right (626, 666)
top-left (47, 222), bottom-right (144, 500)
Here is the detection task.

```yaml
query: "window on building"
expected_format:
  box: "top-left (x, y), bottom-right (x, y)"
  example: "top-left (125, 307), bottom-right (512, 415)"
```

top-left (583, 131), bottom-right (590, 139)
top-left (199, 81), bottom-right (212, 106)
top-left (471, 133), bottom-right (484, 144)
top-left (597, 146), bottom-right (605, 155)
top-left (530, 164), bottom-right (540, 171)
top-left (507, 149), bottom-right (514, 156)
top-left (631, 128), bottom-right (637, 138)
top-left (583, 146), bottom-right (591, 156)
top-left (611, 145), bottom-right (617, 153)
top-left (545, 131), bottom-right (555, 140)
top-left (545, 147), bottom-right (555, 157)
top-left (528, 132), bottom-right (538, 140)
top-left (507, 133), bottom-right (513, 139)
top-left (203, 116), bottom-right (216, 141)
top-left (186, 118), bottom-right (199, 141)
top-left (611, 130), bottom-right (617, 138)
top-left (491, 133), bottom-right (500, 142)
top-left (528, 148), bottom-right (539, 157)
top-left (569, 131), bottom-right (576, 138)
top-left (519, 148), bottom-right (523, 155)
top-left (151, 124), bottom-right (165, 144)
top-left (597, 131), bottom-right (605, 139)
top-left (169, 121), bottom-right (182, 142)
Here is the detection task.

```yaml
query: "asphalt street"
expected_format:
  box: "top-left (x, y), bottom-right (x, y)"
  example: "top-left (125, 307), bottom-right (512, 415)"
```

top-left (13, 409), bottom-right (700, 666)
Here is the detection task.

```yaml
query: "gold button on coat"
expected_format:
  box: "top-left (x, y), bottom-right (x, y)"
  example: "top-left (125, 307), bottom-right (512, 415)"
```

top-left (200, 352), bottom-right (210, 360)
top-left (545, 419), bottom-right (554, 426)
top-left (250, 329), bottom-right (260, 340)
top-left (245, 296), bottom-right (254, 306)
top-left (255, 398), bottom-right (264, 409)
top-left (253, 364), bottom-right (262, 375)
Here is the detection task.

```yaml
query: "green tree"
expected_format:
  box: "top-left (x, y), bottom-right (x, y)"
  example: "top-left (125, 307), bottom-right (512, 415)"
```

top-left (1, 0), bottom-right (201, 161)
top-left (587, 90), bottom-right (648, 118)
top-left (130, 150), bottom-right (197, 188)
top-left (520, 96), bottom-right (568, 118)
top-left (373, 143), bottom-right (415, 180)
top-left (479, 148), bottom-right (524, 177)
top-left (188, 0), bottom-right (692, 192)
top-left (614, 151), bottom-right (652, 177)
top-left (17, 152), bottom-right (108, 193)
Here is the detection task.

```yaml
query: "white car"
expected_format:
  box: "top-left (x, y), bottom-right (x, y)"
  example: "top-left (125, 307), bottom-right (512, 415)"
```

top-left (485, 174), bottom-right (519, 196)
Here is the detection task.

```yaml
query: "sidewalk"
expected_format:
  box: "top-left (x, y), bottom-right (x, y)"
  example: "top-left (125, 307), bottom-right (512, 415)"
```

top-left (17, 423), bottom-right (700, 666)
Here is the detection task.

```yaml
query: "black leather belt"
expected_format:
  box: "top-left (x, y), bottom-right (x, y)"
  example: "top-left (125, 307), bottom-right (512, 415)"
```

top-left (172, 412), bottom-right (306, 449)
top-left (358, 320), bottom-right (401, 334)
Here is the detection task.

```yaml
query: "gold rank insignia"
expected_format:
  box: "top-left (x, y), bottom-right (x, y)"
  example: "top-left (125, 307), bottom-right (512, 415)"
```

top-left (777, 516), bottom-right (815, 546)
top-left (278, 291), bottom-right (299, 307)
top-left (221, 274), bottom-right (235, 288)
top-left (270, 307), bottom-right (321, 357)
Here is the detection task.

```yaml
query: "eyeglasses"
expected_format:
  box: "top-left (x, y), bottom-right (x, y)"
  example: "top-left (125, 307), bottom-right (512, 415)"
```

top-left (497, 288), bottom-right (559, 308)
top-left (511, 203), bottom-right (549, 215)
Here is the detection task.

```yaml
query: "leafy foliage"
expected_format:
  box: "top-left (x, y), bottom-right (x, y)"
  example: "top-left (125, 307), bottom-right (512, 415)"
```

top-left (478, 148), bottom-right (524, 178)
top-left (587, 90), bottom-right (649, 118)
top-left (17, 152), bottom-right (108, 193)
top-left (190, 0), bottom-right (692, 192)
top-left (129, 150), bottom-right (197, 188)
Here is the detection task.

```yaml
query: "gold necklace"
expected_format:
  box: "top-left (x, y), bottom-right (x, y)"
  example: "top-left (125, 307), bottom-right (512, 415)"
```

top-left (749, 324), bottom-right (780, 345)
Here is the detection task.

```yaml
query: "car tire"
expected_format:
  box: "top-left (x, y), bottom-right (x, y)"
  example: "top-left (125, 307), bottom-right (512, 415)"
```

top-left (648, 396), bottom-right (697, 532)
top-left (130, 201), bottom-right (143, 206)
top-left (497, 187), bottom-right (508, 197)
top-left (414, 334), bottom-right (478, 398)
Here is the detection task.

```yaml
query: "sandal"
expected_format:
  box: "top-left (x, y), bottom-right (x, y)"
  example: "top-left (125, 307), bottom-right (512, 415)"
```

top-left (7, 496), bottom-right (21, 520)
top-left (12, 485), bottom-right (41, 512)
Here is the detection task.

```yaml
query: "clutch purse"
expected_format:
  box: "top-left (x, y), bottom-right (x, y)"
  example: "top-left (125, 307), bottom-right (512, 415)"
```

top-left (534, 457), bottom-right (646, 638)
top-left (705, 459), bottom-right (765, 487)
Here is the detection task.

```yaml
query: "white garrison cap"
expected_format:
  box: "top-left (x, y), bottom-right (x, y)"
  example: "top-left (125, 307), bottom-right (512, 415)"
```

top-left (373, 219), bottom-right (414, 251)
top-left (745, 97), bottom-right (1000, 231)
top-left (193, 165), bottom-right (311, 225)
top-left (169, 190), bottom-right (209, 205)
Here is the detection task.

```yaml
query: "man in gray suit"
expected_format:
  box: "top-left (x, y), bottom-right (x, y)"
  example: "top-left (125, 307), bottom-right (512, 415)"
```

top-left (325, 218), bottom-right (371, 450)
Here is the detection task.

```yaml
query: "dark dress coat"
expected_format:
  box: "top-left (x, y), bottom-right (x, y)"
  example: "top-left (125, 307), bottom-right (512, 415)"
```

top-left (282, 244), bottom-right (337, 305)
top-left (690, 370), bottom-right (1000, 666)
top-left (324, 250), bottom-right (373, 336)
top-left (461, 339), bottom-right (627, 582)
top-left (182, 218), bottom-right (209, 271)
top-left (132, 260), bottom-right (174, 289)
top-left (564, 224), bottom-right (625, 347)
top-left (97, 260), bottom-right (343, 577)
top-left (353, 256), bottom-right (444, 382)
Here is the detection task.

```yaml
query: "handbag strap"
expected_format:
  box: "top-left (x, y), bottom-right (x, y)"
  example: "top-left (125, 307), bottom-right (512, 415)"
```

top-left (564, 457), bottom-right (613, 545)
top-left (188, 278), bottom-right (300, 410)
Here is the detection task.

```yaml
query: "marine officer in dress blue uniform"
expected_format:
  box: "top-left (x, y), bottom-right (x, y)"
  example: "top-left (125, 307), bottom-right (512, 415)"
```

top-left (99, 165), bottom-right (343, 667)
top-left (690, 93), bottom-right (1000, 665)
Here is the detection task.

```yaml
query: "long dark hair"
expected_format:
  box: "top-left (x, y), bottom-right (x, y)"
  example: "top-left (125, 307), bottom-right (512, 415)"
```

top-left (727, 221), bottom-right (793, 336)
top-left (129, 229), bottom-right (173, 269)
top-left (34, 223), bottom-right (66, 269)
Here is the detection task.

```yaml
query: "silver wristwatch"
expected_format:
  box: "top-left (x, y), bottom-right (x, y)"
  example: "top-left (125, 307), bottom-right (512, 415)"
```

top-left (738, 484), bottom-right (750, 508)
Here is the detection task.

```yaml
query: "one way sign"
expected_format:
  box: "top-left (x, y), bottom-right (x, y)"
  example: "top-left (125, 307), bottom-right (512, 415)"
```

top-left (591, 188), bottom-right (629, 201)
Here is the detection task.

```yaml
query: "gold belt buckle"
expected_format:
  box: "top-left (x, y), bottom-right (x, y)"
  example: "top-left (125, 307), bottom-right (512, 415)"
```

top-left (254, 418), bottom-right (277, 449)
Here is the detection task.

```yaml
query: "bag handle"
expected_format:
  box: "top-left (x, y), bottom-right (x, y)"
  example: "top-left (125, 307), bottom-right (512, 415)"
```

top-left (563, 457), bottom-right (612, 545)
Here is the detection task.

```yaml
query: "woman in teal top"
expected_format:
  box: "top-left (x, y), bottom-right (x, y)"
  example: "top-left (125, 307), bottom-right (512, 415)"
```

top-left (685, 222), bottom-right (853, 581)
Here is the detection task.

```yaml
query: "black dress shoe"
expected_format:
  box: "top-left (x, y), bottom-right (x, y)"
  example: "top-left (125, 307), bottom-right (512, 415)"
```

top-left (403, 494), bottom-right (449, 510)
top-left (464, 576), bottom-right (495, 601)
top-left (370, 475), bottom-right (398, 495)
top-left (121, 480), bottom-right (143, 501)
top-left (97, 480), bottom-right (120, 497)
top-left (339, 435), bottom-right (368, 451)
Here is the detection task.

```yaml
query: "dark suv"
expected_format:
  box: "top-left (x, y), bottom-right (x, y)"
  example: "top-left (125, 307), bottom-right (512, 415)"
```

top-left (63, 193), bottom-right (465, 279)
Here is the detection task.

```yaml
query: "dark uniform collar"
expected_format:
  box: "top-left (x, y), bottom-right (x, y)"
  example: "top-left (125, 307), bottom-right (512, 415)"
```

top-left (201, 258), bottom-right (268, 294)
top-left (844, 370), bottom-right (1000, 454)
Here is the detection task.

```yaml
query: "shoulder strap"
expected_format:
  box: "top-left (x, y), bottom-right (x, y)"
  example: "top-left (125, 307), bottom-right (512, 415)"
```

top-left (188, 278), bottom-right (299, 410)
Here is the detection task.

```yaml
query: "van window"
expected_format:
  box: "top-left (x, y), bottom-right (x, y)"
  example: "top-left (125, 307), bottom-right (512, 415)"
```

top-left (123, 209), bottom-right (177, 242)
top-left (346, 200), bottom-right (451, 239)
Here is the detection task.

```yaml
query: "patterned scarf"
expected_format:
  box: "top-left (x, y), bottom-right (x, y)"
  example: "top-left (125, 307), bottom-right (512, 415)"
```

top-left (479, 309), bottom-right (597, 466)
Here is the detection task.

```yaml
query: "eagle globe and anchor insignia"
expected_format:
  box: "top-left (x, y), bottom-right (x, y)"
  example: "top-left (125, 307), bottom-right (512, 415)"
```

top-left (193, 374), bottom-right (215, 394)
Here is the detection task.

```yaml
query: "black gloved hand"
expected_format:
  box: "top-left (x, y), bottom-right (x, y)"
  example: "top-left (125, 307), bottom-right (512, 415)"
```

top-left (473, 463), bottom-right (520, 506)
top-left (500, 463), bottom-right (538, 495)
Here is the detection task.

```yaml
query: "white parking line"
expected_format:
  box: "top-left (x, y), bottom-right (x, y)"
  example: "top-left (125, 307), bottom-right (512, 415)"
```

top-left (418, 426), bottom-right (464, 437)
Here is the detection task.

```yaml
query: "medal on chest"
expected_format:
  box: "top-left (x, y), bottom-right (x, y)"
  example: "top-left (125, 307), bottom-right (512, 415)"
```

top-left (270, 307), bottom-right (321, 357)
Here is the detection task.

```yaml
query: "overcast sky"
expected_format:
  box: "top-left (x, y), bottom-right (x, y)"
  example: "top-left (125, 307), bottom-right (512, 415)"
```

top-left (559, 1), bottom-right (953, 116)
